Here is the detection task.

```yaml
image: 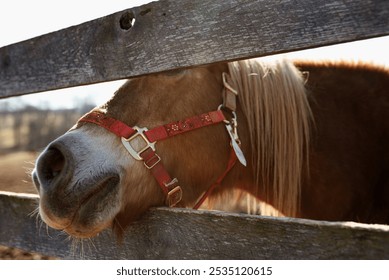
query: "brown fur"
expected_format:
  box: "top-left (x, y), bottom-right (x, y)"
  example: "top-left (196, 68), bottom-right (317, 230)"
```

top-left (109, 59), bottom-right (389, 227)
top-left (296, 61), bottom-right (389, 223)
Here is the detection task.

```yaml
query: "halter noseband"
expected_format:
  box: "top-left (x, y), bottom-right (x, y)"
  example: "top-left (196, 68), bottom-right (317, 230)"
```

top-left (78, 73), bottom-right (246, 209)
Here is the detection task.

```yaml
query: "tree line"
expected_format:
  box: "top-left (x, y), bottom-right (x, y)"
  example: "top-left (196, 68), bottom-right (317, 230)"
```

top-left (0, 103), bottom-right (95, 153)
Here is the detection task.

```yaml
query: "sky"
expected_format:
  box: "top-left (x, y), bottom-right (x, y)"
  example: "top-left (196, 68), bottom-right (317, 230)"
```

top-left (1, 0), bottom-right (389, 110)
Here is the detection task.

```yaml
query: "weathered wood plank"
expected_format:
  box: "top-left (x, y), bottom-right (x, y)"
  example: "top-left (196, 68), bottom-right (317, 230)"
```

top-left (1, 191), bottom-right (389, 259)
top-left (1, 0), bottom-right (388, 98)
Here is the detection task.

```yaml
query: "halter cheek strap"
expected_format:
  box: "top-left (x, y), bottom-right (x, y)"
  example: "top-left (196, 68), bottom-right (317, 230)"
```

top-left (79, 109), bottom-right (237, 208)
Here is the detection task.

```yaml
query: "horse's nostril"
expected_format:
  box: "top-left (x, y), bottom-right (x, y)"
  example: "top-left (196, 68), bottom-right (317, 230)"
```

top-left (50, 156), bottom-right (64, 177)
top-left (34, 140), bottom-right (75, 196)
top-left (39, 147), bottom-right (66, 182)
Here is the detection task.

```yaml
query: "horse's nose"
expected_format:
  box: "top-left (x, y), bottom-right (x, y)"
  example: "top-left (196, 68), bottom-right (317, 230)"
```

top-left (34, 142), bottom-right (74, 194)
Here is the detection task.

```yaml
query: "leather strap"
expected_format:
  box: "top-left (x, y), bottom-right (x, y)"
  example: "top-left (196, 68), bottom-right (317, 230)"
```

top-left (78, 111), bottom-right (135, 138)
top-left (140, 148), bottom-right (183, 207)
top-left (79, 110), bottom-right (225, 142)
top-left (222, 72), bottom-right (237, 112)
top-left (193, 149), bottom-right (237, 209)
top-left (145, 110), bottom-right (225, 142)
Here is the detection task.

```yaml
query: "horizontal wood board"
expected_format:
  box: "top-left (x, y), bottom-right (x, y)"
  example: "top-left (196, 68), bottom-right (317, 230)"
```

top-left (1, 191), bottom-right (389, 259)
top-left (1, 0), bottom-right (389, 98)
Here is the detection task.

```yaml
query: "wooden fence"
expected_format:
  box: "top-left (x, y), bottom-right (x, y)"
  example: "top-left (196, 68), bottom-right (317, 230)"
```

top-left (1, 0), bottom-right (389, 259)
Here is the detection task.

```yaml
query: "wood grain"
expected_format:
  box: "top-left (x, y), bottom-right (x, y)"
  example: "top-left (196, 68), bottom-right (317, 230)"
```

top-left (1, 0), bottom-right (388, 98)
top-left (1, 191), bottom-right (389, 259)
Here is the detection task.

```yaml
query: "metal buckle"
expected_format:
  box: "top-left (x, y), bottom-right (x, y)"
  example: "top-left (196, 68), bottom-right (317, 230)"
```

top-left (121, 126), bottom-right (156, 160)
top-left (166, 185), bottom-right (183, 207)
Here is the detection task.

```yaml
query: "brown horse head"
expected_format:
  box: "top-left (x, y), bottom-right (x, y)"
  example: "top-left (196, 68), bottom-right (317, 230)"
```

top-left (32, 59), bottom-right (314, 238)
top-left (33, 64), bottom-right (240, 238)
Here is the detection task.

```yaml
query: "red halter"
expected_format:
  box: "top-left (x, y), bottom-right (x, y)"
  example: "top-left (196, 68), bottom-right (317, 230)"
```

top-left (78, 73), bottom-right (244, 209)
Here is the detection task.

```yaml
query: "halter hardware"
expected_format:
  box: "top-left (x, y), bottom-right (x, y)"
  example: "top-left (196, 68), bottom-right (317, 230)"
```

top-left (166, 184), bottom-right (183, 207)
top-left (121, 126), bottom-right (156, 161)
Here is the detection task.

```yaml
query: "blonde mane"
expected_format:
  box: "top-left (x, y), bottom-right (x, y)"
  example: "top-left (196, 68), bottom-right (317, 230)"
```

top-left (228, 59), bottom-right (312, 217)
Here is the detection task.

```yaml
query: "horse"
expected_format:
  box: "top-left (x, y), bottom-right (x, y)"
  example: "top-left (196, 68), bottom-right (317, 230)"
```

top-left (32, 58), bottom-right (389, 239)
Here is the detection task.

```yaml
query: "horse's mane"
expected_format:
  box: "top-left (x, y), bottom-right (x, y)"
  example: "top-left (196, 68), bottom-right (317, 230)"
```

top-left (228, 59), bottom-right (312, 217)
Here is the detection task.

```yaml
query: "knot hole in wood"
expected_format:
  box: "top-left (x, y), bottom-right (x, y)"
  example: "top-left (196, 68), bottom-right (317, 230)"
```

top-left (119, 11), bottom-right (135, 30)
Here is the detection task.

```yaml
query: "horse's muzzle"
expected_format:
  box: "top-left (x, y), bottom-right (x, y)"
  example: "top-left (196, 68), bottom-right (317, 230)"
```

top-left (32, 132), bottom-right (122, 237)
